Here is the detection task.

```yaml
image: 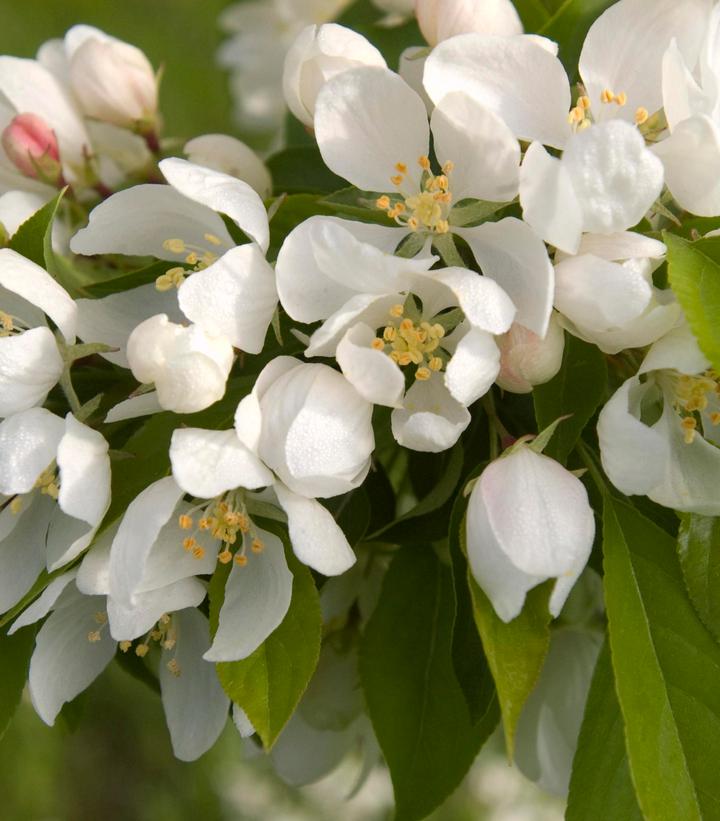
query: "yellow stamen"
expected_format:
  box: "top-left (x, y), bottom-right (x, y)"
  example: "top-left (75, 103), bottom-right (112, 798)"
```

top-left (135, 644), bottom-right (149, 657)
top-left (371, 338), bottom-right (385, 351)
top-left (178, 514), bottom-right (193, 530)
top-left (204, 233), bottom-right (222, 246)
top-left (119, 640), bottom-right (132, 653)
top-left (635, 107), bottom-right (649, 126)
top-left (162, 238), bottom-right (186, 253)
top-left (415, 367), bottom-right (431, 381)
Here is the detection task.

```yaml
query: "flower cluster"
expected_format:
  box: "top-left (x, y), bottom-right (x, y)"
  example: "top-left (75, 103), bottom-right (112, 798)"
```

top-left (1, 1), bottom-right (719, 815)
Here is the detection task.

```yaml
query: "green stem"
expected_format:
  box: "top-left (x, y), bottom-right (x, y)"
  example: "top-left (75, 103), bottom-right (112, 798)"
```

top-left (482, 392), bottom-right (508, 461)
top-left (59, 368), bottom-right (82, 415)
top-left (575, 440), bottom-right (608, 496)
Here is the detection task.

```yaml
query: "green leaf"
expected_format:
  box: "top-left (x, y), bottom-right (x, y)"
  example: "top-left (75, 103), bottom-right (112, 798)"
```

top-left (678, 514), bottom-right (720, 643)
top-left (82, 259), bottom-right (173, 297)
top-left (566, 640), bottom-right (643, 821)
top-left (534, 333), bottom-right (608, 463)
top-left (665, 232), bottom-right (720, 370)
top-left (603, 496), bottom-right (720, 820)
top-left (9, 189), bottom-right (64, 270)
top-left (216, 538), bottom-right (321, 750)
top-left (0, 627), bottom-right (35, 740)
top-left (360, 547), bottom-right (497, 821)
top-left (369, 443), bottom-right (464, 542)
top-left (448, 198), bottom-right (511, 227)
top-left (321, 186), bottom-right (398, 226)
top-left (467, 565), bottom-right (552, 759)
top-left (267, 146), bottom-right (344, 195)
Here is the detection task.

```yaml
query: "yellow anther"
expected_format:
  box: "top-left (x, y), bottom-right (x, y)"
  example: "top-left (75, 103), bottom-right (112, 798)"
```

top-left (163, 238), bottom-right (186, 253)
top-left (135, 644), bottom-right (150, 658)
top-left (615, 92), bottom-right (627, 106)
top-left (185, 252), bottom-right (198, 265)
top-left (9, 497), bottom-right (22, 515)
top-left (383, 326), bottom-right (397, 342)
top-left (390, 304), bottom-right (404, 318)
top-left (160, 613), bottom-right (171, 625)
top-left (166, 658), bottom-right (181, 677)
top-left (428, 356), bottom-right (443, 371)
top-left (162, 638), bottom-right (176, 650)
top-left (119, 641), bottom-right (132, 653)
top-left (371, 338), bottom-right (385, 351)
top-left (577, 119), bottom-right (591, 131)
top-left (681, 416), bottom-right (698, 444)
top-left (635, 107), bottom-right (649, 126)
top-left (218, 549), bottom-right (233, 564)
top-left (87, 631), bottom-right (101, 643)
top-left (600, 88), bottom-right (614, 104)
top-left (155, 274), bottom-right (173, 292)
top-left (376, 195), bottom-right (391, 210)
top-left (0, 310), bottom-right (13, 332)
top-left (432, 324), bottom-right (445, 338)
top-left (178, 514), bottom-right (193, 530)
top-left (251, 538), bottom-right (264, 553)
top-left (711, 412), bottom-right (720, 425)
top-left (235, 553), bottom-right (248, 567)
top-left (436, 220), bottom-right (450, 234)
top-left (94, 612), bottom-right (108, 625)
top-left (399, 318), bottom-right (414, 333)
top-left (150, 630), bottom-right (162, 641)
top-left (395, 162), bottom-right (408, 173)
top-left (415, 367), bottom-right (431, 381)
top-left (183, 536), bottom-right (197, 552)
top-left (390, 174), bottom-right (404, 186)
top-left (579, 95), bottom-right (591, 110)
top-left (192, 545), bottom-right (206, 560)
top-left (418, 155), bottom-right (431, 171)
top-left (198, 517), bottom-right (211, 530)
top-left (442, 161), bottom-right (455, 175)
top-left (397, 352), bottom-right (413, 366)
top-left (204, 233), bottom-right (222, 246)
top-left (407, 217), bottom-right (419, 230)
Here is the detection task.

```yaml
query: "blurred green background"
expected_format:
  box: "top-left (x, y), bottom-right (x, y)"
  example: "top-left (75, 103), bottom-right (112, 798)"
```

top-left (0, 3), bottom-right (565, 818)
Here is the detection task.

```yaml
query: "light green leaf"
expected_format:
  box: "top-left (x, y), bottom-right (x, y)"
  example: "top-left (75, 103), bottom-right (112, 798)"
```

top-left (321, 186), bottom-right (397, 226)
top-left (678, 514), bottom-right (720, 644)
top-left (0, 627), bottom-right (36, 740)
top-left (566, 640), bottom-right (643, 821)
top-left (533, 333), bottom-right (607, 464)
top-left (360, 546), bottom-right (498, 821)
top-left (467, 565), bottom-right (552, 759)
top-left (216, 540), bottom-right (321, 750)
top-left (665, 232), bottom-right (720, 370)
top-left (603, 496), bottom-right (720, 820)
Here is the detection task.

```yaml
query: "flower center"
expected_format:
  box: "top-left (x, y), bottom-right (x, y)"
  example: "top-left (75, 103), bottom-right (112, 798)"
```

top-left (376, 156), bottom-right (454, 234)
top-left (567, 88), bottom-right (648, 133)
top-left (178, 492), bottom-right (265, 567)
top-left (371, 303), bottom-right (447, 381)
top-left (0, 309), bottom-right (30, 337)
top-left (119, 613), bottom-right (182, 676)
top-left (672, 370), bottom-right (720, 444)
top-left (156, 233), bottom-right (222, 291)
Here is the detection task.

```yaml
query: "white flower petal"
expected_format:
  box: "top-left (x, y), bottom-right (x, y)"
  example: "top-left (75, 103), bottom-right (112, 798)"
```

top-left (0, 407), bottom-right (64, 495)
top-left (0, 327), bottom-right (64, 417)
top-left (424, 34), bottom-right (571, 148)
top-left (457, 218), bottom-right (554, 337)
top-left (274, 483), bottom-right (356, 576)
top-left (70, 184), bottom-right (234, 260)
top-left (579, 0), bottom-right (711, 126)
top-left (104, 392), bottom-right (163, 423)
top-left (185, 133), bottom-right (272, 198)
top-left (640, 325), bottom-right (710, 375)
top-left (426, 266), bottom-right (515, 334)
top-left (444, 327), bottom-right (500, 406)
top-left (76, 527), bottom-right (114, 596)
top-left (314, 66), bottom-right (430, 192)
top-left (57, 414), bottom-right (110, 527)
top-left (575, 231), bottom-right (666, 261)
top-left (45, 508), bottom-right (96, 572)
top-left (519, 142), bottom-right (583, 255)
top-left (653, 115), bottom-right (720, 216)
top-left (478, 447), bottom-right (595, 576)
top-left (275, 216), bottom-right (411, 322)
top-left (417, 0), bottom-right (522, 46)
top-left (391, 376), bottom-right (471, 452)
top-left (76, 283), bottom-right (183, 369)
top-left (597, 378), bottom-right (671, 496)
top-left (336, 323), bottom-right (405, 407)
top-left (28, 590), bottom-right (116, 726)
top-left (432, 91), bottom-right (519, 201)
top-left (160, 157), bottom-right (269, 253)
top-left (108, 577), bottom-right (207, 641)
top-left (170, 427), bottom-right (273, 499)
top-left (8, 570), bottom-right (77, 634)
top-left (554, 254), bottom-right (653, 334)
top-left (0, 248), bottom-right (77, 340)
top-left (0, 493), bottom-right (54, 613)
top-left (159, 608), bottom-right (230, 761)
top-left (178, 244), bottom-right (277, 353)
top-left (205, 528), bottom-right (292, 661)
top-left (562, 120), bottom-right (664, 235)
top-left (662, 37), bottom-right (709, 132)
top-left (109, 476), bottom-right (184, 607)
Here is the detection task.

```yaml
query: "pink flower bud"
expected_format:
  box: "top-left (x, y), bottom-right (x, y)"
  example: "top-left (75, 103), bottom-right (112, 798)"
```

top-left (496, 316), bottom-right (565, 394)
top-left (1, 113), bottom-right (63, 183)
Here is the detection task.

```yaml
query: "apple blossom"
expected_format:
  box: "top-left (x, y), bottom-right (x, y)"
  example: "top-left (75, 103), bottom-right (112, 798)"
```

top-left (466, 445), bottom-right (595, 622)
top-left (598, 326), bottom-right (720, 515)
top-left (496, 315), bottom-right (565, 394)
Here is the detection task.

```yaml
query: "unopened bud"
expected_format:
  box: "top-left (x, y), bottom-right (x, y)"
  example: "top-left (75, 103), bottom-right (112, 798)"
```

top-left (416, 0), bottom-right (523, 47)
top-left (496, 316), bottom-right (565, 394)
top-left (69, 37), bottom-right (158, 129)
top-left (2, 113), bottom-right (62, 183)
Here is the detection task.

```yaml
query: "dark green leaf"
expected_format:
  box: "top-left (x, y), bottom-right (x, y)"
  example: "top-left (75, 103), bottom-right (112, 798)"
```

top-left (216, 539), bottom-right (321, 750)
top-left (467, 567), bottom-right (552, 758)
top-left (566, 640), bottom-right (643, 821)
top-left (0, 626), bottom-right (36, 740)
top-left (533, 333), bottom-right (607, 463)
top-left (9, 189), bottom-right (64, 271)
top-left (603, 496), bottom-right (720, 820)
top-left (82, 259), bottom-right (174, 297)
top-left (665, 232), bottom-right (720, 370)
top-left (678, 514), bottom-right (720, 643)
top-left (321, 186), bottom-right (398, 226)
top-left (360, 547), bottom-right (497, 821)
top-left (267, 146), bottom-right (345, 195)
top-left (323, 487), bottom-right (371, 548)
